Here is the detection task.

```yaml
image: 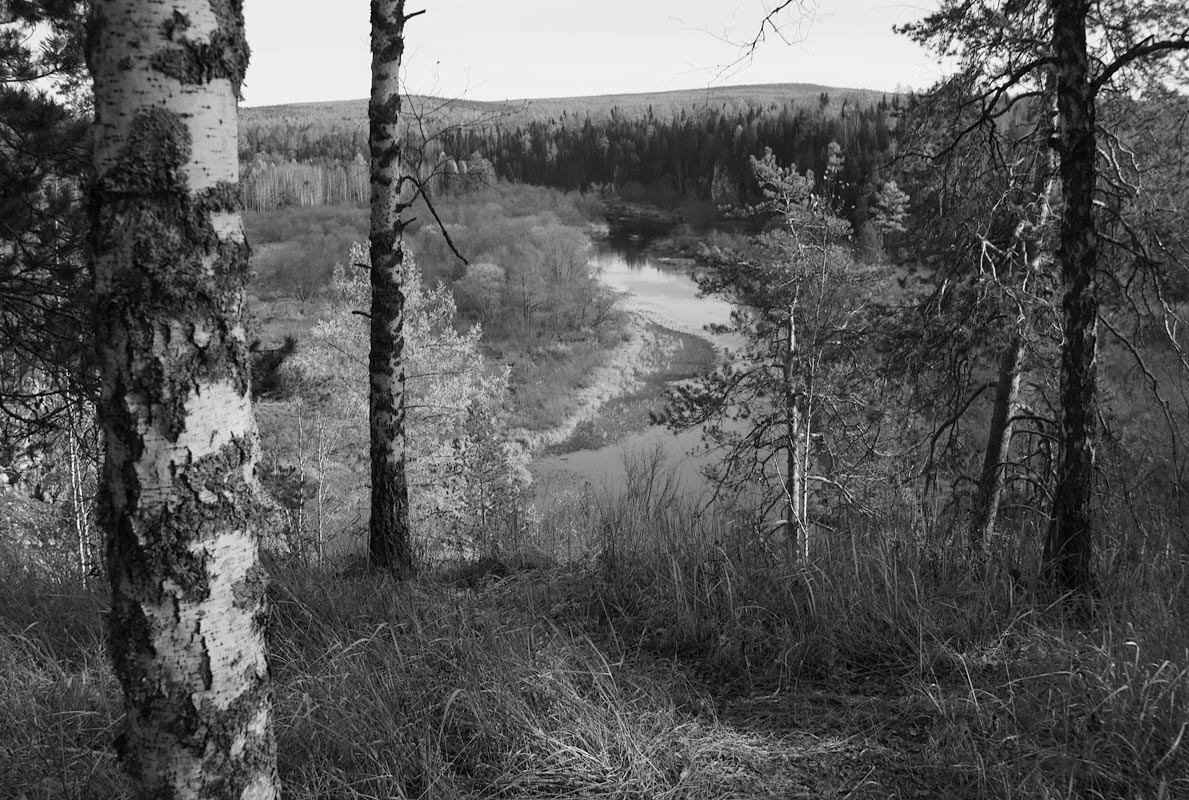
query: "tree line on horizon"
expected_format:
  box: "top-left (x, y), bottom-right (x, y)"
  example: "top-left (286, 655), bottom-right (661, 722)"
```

top-left (441, 94), bottom-right (899, 223)
top-left (235, 91), bottom-right (902, 230)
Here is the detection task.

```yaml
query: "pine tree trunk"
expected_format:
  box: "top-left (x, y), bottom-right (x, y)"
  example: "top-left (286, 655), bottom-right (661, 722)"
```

top-left (88, 1), bottom-right (278, 797)
top-left (368, 0), bottom-right (415, 576)
top-left (969, 338), bottom-right (1024, 551)
top-left (1045, 0), bottom-right (1098, 595)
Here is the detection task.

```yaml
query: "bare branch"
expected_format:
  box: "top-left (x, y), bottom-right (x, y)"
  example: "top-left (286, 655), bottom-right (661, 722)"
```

top-left (1092, 33), bottom-right (1189, 93)
top-left (707, 1), bottom-right (815, 83)
top-left (920, 382), bottom-right (995, 479)
top-left (395, 175), bottom-right (468, 266)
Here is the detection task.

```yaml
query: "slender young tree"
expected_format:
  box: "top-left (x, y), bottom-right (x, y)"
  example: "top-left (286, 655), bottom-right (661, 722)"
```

top-left (661, 149), bottom-right (862, 561)
top-left (895, 5), bottom-right (1061, 558)
top-left (980, 83), bottom-right (1057, 555)
top-left (367, 0), bottom-right (423, 575)
top-left (88, 1), bottom-right (277, 796)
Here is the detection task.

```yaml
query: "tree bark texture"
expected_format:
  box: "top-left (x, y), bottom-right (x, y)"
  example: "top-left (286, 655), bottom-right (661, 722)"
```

top-left (368, 0), bottom-right (415, 576)
top-left (970, 338), bottom-right (1025, 551)
top-left (970, 69), bottom-right (1058, 556)
top-left (88, 1), bottom-right (277, 798)
top-left (784, 305), bottom-right (809, 561)
top-left (1045, 0), bottom-right (1099, 595)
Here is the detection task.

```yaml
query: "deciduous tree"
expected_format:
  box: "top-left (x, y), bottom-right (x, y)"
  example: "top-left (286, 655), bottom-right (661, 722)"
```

top-left (367, 0), bottom-right (424, 575)
top-left (87, 0), bottom-right (277, 795)
top-left (292, 243), bottom-right (528, 561)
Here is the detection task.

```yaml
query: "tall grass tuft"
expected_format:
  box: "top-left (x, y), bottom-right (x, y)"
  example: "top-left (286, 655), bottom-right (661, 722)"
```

top-left (266, 564), bottom-right (790, 799)
top-left (0, 574), bottom-right (128, 799)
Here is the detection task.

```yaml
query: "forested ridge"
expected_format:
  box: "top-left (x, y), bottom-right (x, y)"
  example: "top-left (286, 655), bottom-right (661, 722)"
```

top-left (4, 2), bottom-right (1189, 799)
top-left (237, 82), bottom-right (891, 161)
top-left (237, 83), bottom-right (900, 229)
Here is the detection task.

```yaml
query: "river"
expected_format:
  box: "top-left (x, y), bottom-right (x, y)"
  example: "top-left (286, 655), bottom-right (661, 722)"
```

top-left (531, 238), bottom-right (737, 499)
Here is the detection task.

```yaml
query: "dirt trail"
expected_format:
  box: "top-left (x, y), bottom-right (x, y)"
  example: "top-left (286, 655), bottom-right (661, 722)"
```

top-left (621, 651), bottom-right (964, 799)
top-left (709, 686), bottom-right (956, 798)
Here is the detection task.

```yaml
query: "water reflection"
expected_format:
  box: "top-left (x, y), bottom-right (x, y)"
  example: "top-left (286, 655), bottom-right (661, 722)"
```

top-left (603, 213), bottom-right (674, 266)
top-left (603, 229), bottom-right (652, 267)
top-left (532, 235), bottom-right (737, 498)
top-left (590, 244), bottom-right (736, 344)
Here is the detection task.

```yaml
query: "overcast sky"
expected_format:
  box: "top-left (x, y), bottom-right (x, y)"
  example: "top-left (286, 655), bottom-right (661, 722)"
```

top-left (240, 1), bottom-right (946, 108)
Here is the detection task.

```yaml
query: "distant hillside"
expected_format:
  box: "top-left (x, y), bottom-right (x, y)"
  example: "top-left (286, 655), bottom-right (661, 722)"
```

top-left (474, 83), bottom-right (892, 122)
top-left (238, 82), bottom-right (903, 221)
top-left (240, 83), bottom-right (895, 132)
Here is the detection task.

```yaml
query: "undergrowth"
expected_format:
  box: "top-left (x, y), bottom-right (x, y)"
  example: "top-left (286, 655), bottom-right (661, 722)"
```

top-left (1, 468), bottom-right (1186, 798)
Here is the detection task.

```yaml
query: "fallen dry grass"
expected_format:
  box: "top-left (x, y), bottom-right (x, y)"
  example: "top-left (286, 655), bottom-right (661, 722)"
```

top-left (2, 481), bottom-right (1187, 799)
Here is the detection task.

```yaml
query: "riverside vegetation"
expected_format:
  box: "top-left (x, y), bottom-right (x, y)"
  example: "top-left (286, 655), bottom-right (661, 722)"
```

top-left (4, 171), bottom-right (1189, 797)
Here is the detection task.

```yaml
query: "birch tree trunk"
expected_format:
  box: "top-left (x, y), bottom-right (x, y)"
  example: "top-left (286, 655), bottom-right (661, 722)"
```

top-left (974, 134), bottom-right (1060, 551)
top-left (784, 303), bottom-right (809, 561)
top-left (969, 68), bottom-right (1058, 557)
top-left (969, 338), bottom-right (1025, 550)
top-left (1045, 0), bottom-right (1099, 595)
top-left (368, 0), bottom-right (416, 576)
top-left (88, 1), bottom-right (278, 797)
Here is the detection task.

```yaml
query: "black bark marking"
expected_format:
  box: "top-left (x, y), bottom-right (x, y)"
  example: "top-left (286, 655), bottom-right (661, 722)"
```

top-left (95, 116), bottom-right (253, 438)
top-left (150, 0), bottom-right (250, 97)
top-left (103, 107), bottom-right (190, 196)
top-left (367, 0), bottom-right (415, 577)
top-left (231, 563), bottom-right (269, 611)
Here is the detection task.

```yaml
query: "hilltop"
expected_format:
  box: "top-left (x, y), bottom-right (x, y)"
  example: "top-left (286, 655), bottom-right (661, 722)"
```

top-left (240, 82), bottom-right (896, 132)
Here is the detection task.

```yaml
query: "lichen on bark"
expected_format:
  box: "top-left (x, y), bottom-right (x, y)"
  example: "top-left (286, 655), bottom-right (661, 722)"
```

top-left (151, 0), bottom-right (250, 97)
top-left (94, 112), bottom-right (253, 434)
top-left (90, 0), bottom-right (277, 795)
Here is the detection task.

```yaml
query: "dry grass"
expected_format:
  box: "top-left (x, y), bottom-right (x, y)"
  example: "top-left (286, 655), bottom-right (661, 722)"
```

top-left (0, 574), bottom-right (127, 800)
top-left (1, 464), bottom-right (1187, 798)
top-left (525, 450), bottom-right (1189, 798)
top-left (265, 567), bottom-right (795, 799)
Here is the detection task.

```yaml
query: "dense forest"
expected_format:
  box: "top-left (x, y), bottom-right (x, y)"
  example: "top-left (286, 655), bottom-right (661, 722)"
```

top-left (441, 94), bottom-right (897, 214)
top-left (236, 88), bottom-right (902, 233)
top-left (4, 1), bottom-right (1189, 799)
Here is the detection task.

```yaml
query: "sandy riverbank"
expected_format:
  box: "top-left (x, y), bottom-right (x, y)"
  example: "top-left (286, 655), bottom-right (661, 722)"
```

top-left (516, 310), bottom-right (691, 451)
top-left (515, 236), bottom-right (730, 456)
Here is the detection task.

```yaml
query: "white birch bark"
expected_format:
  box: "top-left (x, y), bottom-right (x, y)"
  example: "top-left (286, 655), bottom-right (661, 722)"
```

top-left (89, 1), bottom-right (278, 797)
top-left (368, 0), bottom-right (416, 575)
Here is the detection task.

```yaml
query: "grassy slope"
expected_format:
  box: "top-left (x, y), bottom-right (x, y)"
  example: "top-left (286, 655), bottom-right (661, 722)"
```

top-left (4, 503), bottom-right (1187, 799)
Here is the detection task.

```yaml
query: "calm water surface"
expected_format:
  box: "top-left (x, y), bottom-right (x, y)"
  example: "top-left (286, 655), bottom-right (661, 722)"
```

top-left (531, 241), bottom-right (736, 498)
top-left (590, 245), bottom-right (736, 342)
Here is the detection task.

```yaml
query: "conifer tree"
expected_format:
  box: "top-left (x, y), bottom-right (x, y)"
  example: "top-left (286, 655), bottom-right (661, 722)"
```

top-left (902, 0), bottom-right (1189, 594)
top-left (0, 1), bottom-right (92, 488)
top-left (661, 149), bottom-right (862, 560)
